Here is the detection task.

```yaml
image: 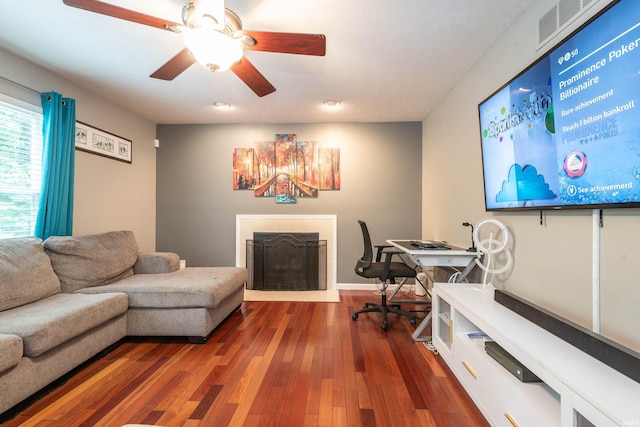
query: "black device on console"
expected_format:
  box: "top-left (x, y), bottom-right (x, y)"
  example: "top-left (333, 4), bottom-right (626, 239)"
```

top-left (484, 341), bottom-right (541, 383)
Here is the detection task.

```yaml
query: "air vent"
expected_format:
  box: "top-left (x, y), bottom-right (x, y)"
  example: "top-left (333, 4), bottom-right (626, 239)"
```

top-left (538, 0), bottom-right (599, 47)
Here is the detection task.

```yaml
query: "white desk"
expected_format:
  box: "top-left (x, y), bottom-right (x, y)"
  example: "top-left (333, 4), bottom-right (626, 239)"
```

top-left (387, 240), bottom-right (479, 341)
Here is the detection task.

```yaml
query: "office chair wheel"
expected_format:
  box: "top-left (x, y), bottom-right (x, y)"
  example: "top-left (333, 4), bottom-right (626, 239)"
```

top-left (352, 313), bottom-right (358, 320)
top-left (410, 318), bottom-right (416, 326)
top-left (381, 321), bottom-right (388, 330)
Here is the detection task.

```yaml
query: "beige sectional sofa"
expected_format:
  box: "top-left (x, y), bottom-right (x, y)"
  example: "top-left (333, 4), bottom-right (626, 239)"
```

top-left (0, 230), bottom-right (247, 416)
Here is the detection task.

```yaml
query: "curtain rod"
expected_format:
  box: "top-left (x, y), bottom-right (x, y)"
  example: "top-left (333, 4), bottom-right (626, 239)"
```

top-left (0, 75), bottom-right (42, 96)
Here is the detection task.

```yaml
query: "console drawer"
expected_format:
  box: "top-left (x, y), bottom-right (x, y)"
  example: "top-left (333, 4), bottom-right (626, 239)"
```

top-left (454, 333), bottom-right (559, 427)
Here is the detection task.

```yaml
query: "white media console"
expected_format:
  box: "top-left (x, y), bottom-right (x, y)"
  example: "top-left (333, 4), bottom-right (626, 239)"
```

top-left (432, 282), bottom-right (640, 427)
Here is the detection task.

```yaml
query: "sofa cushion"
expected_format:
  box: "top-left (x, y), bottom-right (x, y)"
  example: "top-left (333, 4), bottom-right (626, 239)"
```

top-left (133, 252), bottom-right (180, 274)
top-left (43, 230), bottom-right (139, 293)
top-left (75, 267), bottom-right (247, 309)
top-left (0, 334), bottom-right (23, 373)
top-left (0, 292), bottom-right (128, 357)
top-left (0, 236), bottom-right (61, 311)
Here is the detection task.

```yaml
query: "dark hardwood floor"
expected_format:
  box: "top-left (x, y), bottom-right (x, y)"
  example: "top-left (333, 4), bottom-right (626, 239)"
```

top-left (2, 290), bottom-right (488, 427)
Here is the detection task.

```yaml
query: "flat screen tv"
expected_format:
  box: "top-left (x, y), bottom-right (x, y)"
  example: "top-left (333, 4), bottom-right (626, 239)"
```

top-left (478, 0), bottom-right (640, 211)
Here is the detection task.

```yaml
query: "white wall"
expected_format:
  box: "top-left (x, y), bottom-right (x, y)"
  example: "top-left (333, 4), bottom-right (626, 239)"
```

top-left (0, 48), bottom-right (157, 250)
top-left (422, 0), bottom-right (640, 353)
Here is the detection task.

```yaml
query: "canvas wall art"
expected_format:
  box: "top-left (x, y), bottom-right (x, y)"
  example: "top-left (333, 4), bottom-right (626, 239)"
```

top-left (233, 134), bottom-right (340, 203)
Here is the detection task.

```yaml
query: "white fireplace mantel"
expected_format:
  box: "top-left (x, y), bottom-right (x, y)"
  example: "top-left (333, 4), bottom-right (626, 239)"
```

top-left (236, 215), bottom-right (338, 301)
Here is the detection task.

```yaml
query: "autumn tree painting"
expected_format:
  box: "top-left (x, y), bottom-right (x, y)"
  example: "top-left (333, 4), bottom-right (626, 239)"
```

top-left (232, 134), bottom-right (340, 203)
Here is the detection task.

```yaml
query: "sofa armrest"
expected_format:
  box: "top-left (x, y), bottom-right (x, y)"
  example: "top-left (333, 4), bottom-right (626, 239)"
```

top-left (134, 252), bottom-right (180, 274)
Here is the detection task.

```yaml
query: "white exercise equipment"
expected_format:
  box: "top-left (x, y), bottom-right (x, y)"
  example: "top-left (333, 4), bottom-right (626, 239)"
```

top-left (472, 218), bottom-right (512, 288)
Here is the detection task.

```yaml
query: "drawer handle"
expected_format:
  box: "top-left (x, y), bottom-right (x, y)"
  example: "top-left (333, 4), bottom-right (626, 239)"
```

top-left (505, 413), bottom-right (519, 427)
top-left (449, 319), bottom-right (453, 343)
top-left (461, 361), bottom-right (477, 379)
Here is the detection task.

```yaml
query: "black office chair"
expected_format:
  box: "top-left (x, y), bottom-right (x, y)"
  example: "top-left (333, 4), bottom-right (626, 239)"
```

top-left (352, 220), bottom-right (418, 330)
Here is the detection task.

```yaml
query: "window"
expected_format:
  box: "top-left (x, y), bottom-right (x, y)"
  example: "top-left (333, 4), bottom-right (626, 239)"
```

top-left (0, 95), bottom-right (43, 238)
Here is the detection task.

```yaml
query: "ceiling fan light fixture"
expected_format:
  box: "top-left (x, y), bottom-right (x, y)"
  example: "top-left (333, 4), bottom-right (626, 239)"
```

top-left (183, 27), bottom-right (243, 72)
top-left (61, 0), bottom-right (326, 97)
top-left (213, 101), bottom-right (231, 108)
top-left (323, 100), bottom-right (342, 108)
top-left (194, 0), bottom-right (225, 30)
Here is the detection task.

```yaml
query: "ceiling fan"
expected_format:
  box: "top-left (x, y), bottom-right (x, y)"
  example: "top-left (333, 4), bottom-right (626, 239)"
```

top-left (62, 0), bottom-right (327, 97)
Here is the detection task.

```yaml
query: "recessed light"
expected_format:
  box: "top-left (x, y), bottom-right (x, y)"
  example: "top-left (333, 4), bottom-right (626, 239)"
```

top-left (323, 100), bottom-right (341, 108)
top-left (213, 101), bottom-right (231, 108)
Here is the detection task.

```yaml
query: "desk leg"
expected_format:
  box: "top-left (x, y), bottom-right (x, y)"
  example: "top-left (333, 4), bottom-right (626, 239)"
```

top-left (388, 276), bottom-right (433, 304)
top-left (405, 265), bottom-right (434, 341)
top-left (411, 311), bottom-right (432, 342)
top-left (388, 277), bottom-right (410, 302)
top-left (455, 259), bottom-right (478, 283)
top-left (417, 258), bottom-right (478, 285)
top-left (410, 259), bottom-right (476, 342)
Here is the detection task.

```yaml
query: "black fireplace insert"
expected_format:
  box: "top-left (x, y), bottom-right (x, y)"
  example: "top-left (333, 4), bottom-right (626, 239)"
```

top-left (246, 232), bottom-right (327, 291)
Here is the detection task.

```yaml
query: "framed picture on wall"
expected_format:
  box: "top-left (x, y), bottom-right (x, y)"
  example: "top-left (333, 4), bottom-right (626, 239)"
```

top-left (75, 121), bottom-right (132, 164)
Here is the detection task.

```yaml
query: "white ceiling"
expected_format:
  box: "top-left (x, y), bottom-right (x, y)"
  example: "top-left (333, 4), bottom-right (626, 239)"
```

top-left (0, 0), bottom-right (535, 124)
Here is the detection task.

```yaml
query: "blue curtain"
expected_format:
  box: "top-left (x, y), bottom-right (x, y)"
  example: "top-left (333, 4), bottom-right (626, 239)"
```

top-left (35, 92), bottom-right (76, 239)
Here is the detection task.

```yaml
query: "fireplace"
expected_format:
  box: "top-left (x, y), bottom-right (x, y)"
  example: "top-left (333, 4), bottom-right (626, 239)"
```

top-left (247, 232), bottom-right (327, 291)
top-left (236, 214), bottom-right (338, 301)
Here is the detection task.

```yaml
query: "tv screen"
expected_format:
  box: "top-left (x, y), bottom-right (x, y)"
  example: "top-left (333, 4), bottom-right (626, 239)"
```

top-left (478, 0), bottom-right (640, 211)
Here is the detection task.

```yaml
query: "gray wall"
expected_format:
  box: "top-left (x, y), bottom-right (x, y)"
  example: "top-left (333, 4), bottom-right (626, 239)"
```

top-left (156, 122), bottom-right (422, 283)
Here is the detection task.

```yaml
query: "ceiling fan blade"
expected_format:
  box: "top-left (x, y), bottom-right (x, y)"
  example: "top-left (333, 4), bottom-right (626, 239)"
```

top-left (242, 31), bottom-right (326, 56)
top-left (62, 0), bottom-right (179, 30)
top-left (150, 49), bottom-right (196, 80)
top-left (231, 58), bottom-right (276, 97)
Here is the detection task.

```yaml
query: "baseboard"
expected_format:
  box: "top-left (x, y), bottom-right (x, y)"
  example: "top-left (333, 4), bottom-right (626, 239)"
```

top-left (244, 289), bottom-right (340, 302)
